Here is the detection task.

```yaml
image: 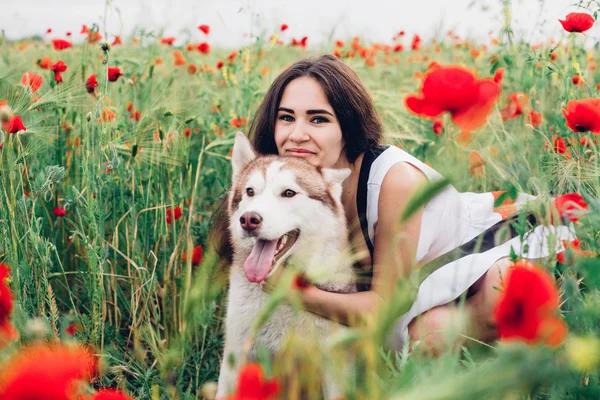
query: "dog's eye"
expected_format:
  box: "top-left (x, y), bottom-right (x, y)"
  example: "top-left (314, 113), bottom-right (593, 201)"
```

top-left (246, 188), bottom-right (254, 197)
top-left (282, 189), bottom-right (296, 198)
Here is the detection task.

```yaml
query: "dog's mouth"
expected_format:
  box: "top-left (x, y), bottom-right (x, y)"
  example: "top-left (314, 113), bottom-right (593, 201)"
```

top-left (243, 229), bottom-right (300, 283)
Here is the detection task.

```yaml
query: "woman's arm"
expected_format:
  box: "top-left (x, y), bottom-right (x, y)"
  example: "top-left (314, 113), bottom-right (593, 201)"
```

top-left (300, 286), bottom-right (383, 326)
top-left (299, 162), bottom-right (428, 324)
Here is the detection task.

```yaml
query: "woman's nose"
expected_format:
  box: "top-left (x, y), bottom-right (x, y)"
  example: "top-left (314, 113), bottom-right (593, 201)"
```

top-left (288, 120), bottom-right (310, 142)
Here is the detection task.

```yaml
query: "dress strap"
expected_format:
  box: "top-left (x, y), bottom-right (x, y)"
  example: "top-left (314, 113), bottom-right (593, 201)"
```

top-left (355, 145), bottom-right (389, 291)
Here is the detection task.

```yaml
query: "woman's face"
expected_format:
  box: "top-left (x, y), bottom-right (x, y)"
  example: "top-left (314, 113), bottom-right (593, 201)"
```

top-left (274, 76), bottom-right (347, 168)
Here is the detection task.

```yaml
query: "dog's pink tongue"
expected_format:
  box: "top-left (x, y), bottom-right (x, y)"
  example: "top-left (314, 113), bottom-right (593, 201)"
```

top-left (243, 239), bottom-right (277, 283)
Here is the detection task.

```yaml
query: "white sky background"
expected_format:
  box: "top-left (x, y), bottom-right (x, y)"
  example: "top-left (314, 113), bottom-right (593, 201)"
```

top-left (2, 0), bottom-right (598, 48)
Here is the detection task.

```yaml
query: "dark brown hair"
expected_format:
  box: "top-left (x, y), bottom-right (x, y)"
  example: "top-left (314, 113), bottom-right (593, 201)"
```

top-left (209, 54), bottom-right (383, 267)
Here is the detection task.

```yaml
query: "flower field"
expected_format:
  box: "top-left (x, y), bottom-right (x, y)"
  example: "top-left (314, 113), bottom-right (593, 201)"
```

top-left (1, 5), bottom-right (600, 400)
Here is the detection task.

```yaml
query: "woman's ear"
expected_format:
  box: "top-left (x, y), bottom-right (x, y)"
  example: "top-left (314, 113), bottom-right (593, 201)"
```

top-left (231, 131), bottom-right (256, 182)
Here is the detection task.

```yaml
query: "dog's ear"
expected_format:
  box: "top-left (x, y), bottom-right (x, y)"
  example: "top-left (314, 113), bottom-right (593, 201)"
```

top-left (231, 131), bottom-right (256, 181)
top-left (322, 168), bottom-right (351, 200)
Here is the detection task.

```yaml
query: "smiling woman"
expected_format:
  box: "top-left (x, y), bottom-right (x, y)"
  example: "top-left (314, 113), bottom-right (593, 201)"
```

top-left (209, 54), bottom-right (577, 358)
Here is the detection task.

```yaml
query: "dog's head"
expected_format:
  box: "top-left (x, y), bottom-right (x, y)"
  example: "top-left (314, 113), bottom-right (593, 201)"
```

top-left (228, 132), bottom-right (351, 283)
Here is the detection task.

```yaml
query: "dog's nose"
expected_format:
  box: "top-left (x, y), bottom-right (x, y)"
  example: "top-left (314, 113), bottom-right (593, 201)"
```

top-left (240, 211), bottom-right (262, 231)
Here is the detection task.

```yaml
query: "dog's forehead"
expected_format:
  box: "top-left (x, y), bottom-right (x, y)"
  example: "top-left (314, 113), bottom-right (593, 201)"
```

top-left (230, 155), bottom-right (338, 214)
top-left (242, 157), bottom-right (325, 189)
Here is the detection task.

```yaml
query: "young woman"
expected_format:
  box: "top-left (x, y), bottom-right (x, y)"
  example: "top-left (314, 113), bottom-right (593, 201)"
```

top-left (209, 54), bottom-right (574, 355)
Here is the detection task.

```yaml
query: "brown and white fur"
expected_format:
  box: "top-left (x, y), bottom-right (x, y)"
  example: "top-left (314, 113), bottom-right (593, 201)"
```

top-left (216, 132), bottom-right (357, 399)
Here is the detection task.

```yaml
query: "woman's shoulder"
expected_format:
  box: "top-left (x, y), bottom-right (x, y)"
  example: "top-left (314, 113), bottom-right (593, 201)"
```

top-left (368, 145), bottom-right (443, 187)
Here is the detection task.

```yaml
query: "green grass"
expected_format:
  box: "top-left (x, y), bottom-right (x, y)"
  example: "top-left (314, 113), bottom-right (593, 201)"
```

top-left (1, 15), bottom-right (599, 399)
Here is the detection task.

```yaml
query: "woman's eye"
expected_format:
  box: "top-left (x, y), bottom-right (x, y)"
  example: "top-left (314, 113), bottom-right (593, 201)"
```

top-left (279, 114), bottom-right (294, 122)
top-left (282, 189), bottom-right (297, 198)
top-left (246, 188), bottom-right (254, 197)
top-left (312, 116), bottom-right (328, 124)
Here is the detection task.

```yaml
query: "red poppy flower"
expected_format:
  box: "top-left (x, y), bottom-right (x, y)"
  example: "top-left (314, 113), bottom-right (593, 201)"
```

top-left (81, 25), bottom-right (90, 34)
top-left (198, 24), bottom-right (210, 35)
top-left (21, 72), bottom-right (43, 93)
top-left (51, 60), bottom-right (68, 83)
top-left (173, 50), bottom-right (186, 66)
top-left (91, 388), bottom-right (135, 400)
top-left (184, 128), bottom-right (192, 137)
top-left (500, 92), bottom-right (529, 121)
top-left (0, 343), bottom-right (99, 400)
top-left (166, 206), bottom-right (182, 224)
top-left (404, 63), bottom-right (501, 132)
top-left (580, 136), bottom-right (599, 147)
top-left (559, 12), bottom-right (595, 33)
top-left (51, 39), bottom-right (72, 51)
top-left (572, 75), bottom-right (583, 86)
top-left (3, 116), bottom-right (27, 134)
top-left (66, 31), bottom-right (72, 36)
top-left (280, 23), bottom-right (289, 32)
top-left (553, 136), bottom-right (567, 154)
top-left (230, 117), bottom-right (248, 128)
top-left (160, 37), bottom-right (176, 45)
top-left (37, 56), bottom-right (52, 70)
top-left (0, 264), bottom-right (13, 326)
top-left (86, 74), bottom-right (99, 94)
top-left (216, 60), bottom-right (224, 69)
top-left (562, 98), bottom-right (600, 134)
top-left (554, 193), bottom-right (588, 223)
top-left (112, 36), bottom-right (122, 46)
top-left (65, 323), bottom-right (79, 337)
top-left (432, 119), bottom-right (444, 135)
top-left (492, 68), bottom-right (505, 84)
top-left (46, 28), bottom-right (52, 34)
top-left (182, 245), bottom-right (204, 265)
top-left (53, 207), bottom-right (66, 217)
top-left (225, 363), bottom-right (279, 400)
top-left (494, 260), bottom-right (568, 347)
top-left (411, 34), bottom-right (421, 50)
top-left (107, 67), bottom-right (122, 82)
top-left (528, 110), bottom-right (543, 127)
top-left (100, 108), bottom-right (116, 123)
top-left (198, 42), bottom-right (210, 54)
top-left (557, 238), bottom-right (596, 265)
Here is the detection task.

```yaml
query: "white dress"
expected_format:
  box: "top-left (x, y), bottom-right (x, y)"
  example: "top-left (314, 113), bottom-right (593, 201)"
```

top-left (358, 145), bottom-right (576, 350)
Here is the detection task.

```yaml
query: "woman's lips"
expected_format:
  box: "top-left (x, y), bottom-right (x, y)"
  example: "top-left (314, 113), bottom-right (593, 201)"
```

top-left (286, 149), bottom-right (315, 157)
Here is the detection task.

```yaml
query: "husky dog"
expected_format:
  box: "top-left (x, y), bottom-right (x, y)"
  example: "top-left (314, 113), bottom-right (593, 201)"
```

top-left (216, 132), bottom-right (357, 399)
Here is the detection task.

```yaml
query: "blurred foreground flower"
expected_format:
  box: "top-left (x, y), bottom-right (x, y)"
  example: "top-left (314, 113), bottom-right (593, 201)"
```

top-left (0, 343), bottom-right (99, 399)
top-left (404, 62), bottom-right (501, 133)
top-left (494, 260), bottom-right (568, 347)
top-left (0, 263), bottom-right (18, 348)
top-left (224, 363), bottom-right (279, 400)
